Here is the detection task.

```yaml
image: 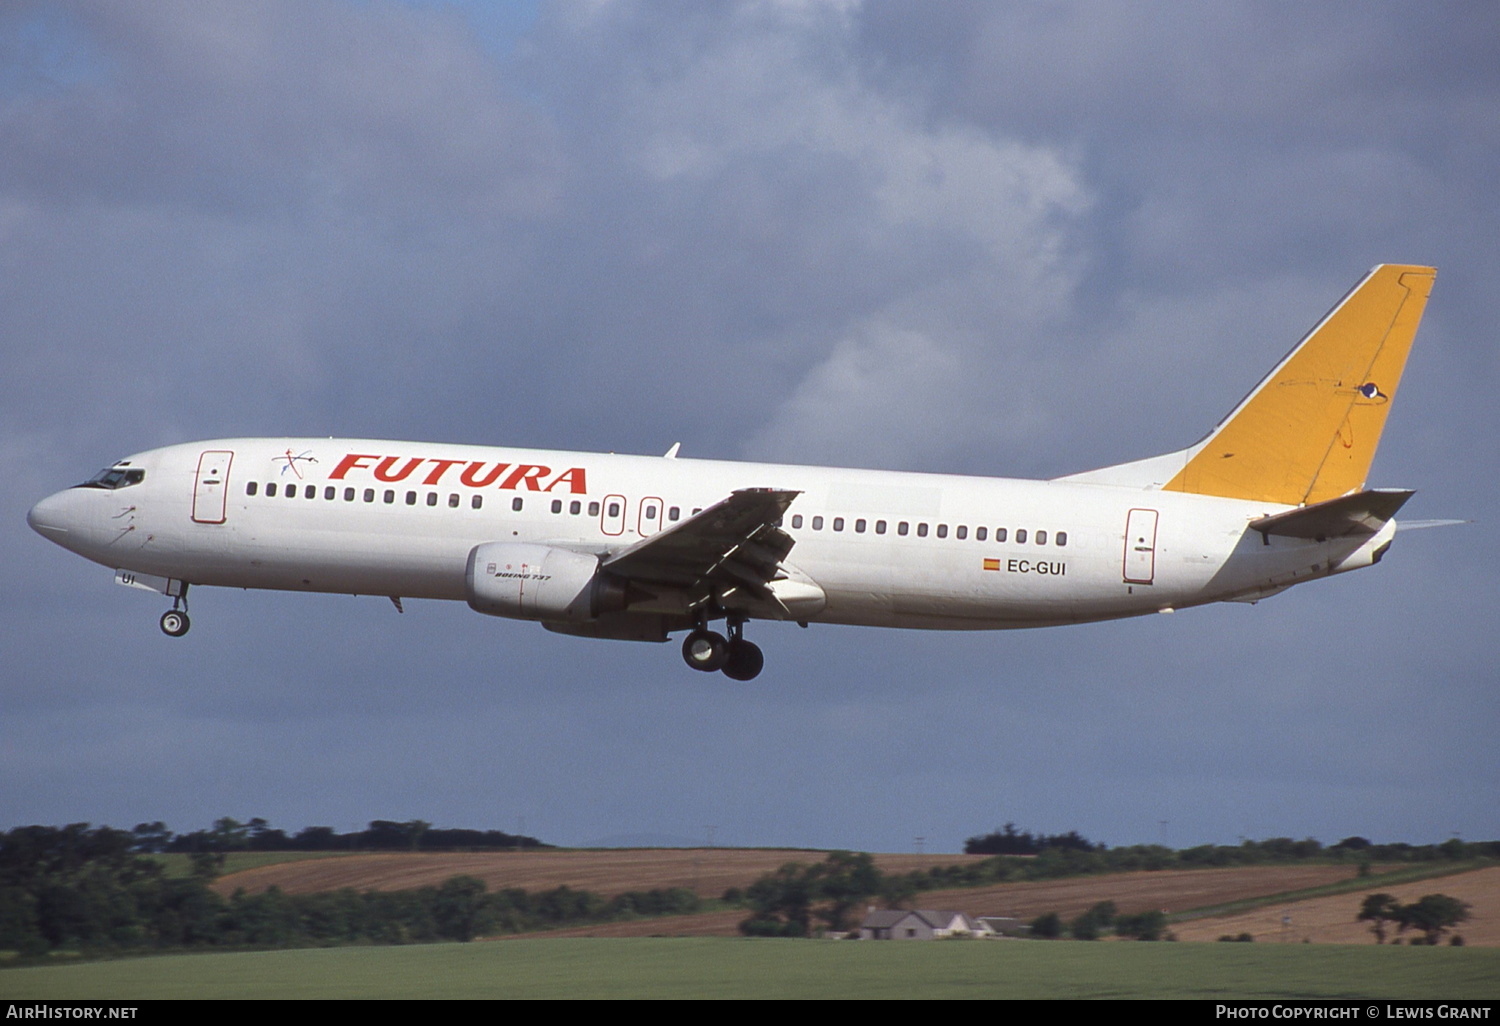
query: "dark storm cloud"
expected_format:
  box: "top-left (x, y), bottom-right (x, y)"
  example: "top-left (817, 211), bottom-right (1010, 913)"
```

top-left (2, 1), bottom-right (1494, 852)
top-left (2, 1), bottom-right (557, 216)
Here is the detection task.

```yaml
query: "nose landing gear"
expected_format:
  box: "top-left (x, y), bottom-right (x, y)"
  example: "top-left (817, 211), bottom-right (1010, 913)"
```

top-left (681, 615), bottom-right (764, 680)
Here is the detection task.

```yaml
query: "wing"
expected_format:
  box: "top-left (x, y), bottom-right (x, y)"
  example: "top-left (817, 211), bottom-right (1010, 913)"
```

top-left (602, 488), bottom-right (800, 607)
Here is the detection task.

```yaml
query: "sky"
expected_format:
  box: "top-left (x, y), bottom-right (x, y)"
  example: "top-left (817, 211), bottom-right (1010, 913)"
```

top-left (3, 0), bottom-right (1496, 854)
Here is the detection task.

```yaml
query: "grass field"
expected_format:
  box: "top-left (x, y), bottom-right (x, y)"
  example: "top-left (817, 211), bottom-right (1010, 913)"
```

top-left (3, 938), bottom-right (1497, 999)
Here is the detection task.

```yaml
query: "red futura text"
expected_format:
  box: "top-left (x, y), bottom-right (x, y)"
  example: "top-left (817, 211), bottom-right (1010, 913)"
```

top-left (327, 454), bottom-right (588, 494)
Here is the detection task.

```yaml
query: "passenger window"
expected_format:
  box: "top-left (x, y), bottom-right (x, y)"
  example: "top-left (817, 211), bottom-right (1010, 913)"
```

top-left (287, 486), bottom-right (298, 499)
top-left (646, 506), bottom-right (657, 520)
top-left (995, 528), bottom-right (1007, 542)
top-left (855, 518), bottom-right (866, 533)
top-left (668, 507), bottom-right (679, 521)
top-left (1056, 531), bottom-right (1067, 547)
top-left (692, 508), bottom-right (702, 515)
top-left (875, 520), bottom-right (887, 535)
top-left (936, 524), bottom-right (948, 539)
top-left (976, 526), bottom-right (987, 541)
top-left (1016, 529), bottom-right (1027, 543)
top-left (1036, 530), bottom-right (1046, 545)
top-left (832, 517), bottom-right (844, 532)
top-left (792, 514), bottom-right (803, 528)
top-left (607, 501), bottom-right (620, 517)
top-left (364, 488), bottom-right (375, 503)
top-left (406, 491), bottom-right (417, 505)
top-left (956, 525), bottom-right (967, 540)
top-left (917, 523), bottom-right (929, 537)
top-left (448, 494), bottom-right (460, 508)
top-left (571, 501), bottom-right (582, 515)
top-left (551, 499), bottom-right (562, 514)
top-left (471, 495), bottom-right (482, 510)
top-left (345, 487), bottom-right (355, 501)
top-left (812, 516), bottom-right (824, 530)
top-left (588, 501), bottom-right (600, 516)
top-left (384, 490), bottom-right (395, 504)
top-left (427, 492), bottom-right (438, 507)
top-left (513, 497), bottom-right (524, 512)
top-left (898, 522), bottom-right (909, 536)
top-left (323, 486), bottom-right (333, 500)
top-left (267, 482), bottom-right (277, 497)
top-left (246, 482), bottom-right (258, 496)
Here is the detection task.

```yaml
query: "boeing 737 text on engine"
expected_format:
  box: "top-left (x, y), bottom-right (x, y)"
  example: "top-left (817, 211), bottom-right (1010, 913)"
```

top-left (29, 265), bottom-right (1436, 681)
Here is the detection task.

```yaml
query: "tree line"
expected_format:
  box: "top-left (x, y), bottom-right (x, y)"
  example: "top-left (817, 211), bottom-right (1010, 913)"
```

top-left (962, 826), bottom-right (1498, 867)
top-left (0, 823), bottom-right (690, 958)
top-left (1358, 893), bottom-right (1471, 945)
top-left (130, 816), bottom-right (547, 854)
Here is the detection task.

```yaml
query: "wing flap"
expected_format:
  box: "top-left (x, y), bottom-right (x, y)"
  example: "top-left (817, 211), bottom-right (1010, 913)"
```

top-left (602, 488), bottom-right (800, 598)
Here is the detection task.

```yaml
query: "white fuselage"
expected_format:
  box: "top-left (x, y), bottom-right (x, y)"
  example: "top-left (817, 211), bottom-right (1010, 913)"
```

top-left (28, 437), bottom-right (1395, 633)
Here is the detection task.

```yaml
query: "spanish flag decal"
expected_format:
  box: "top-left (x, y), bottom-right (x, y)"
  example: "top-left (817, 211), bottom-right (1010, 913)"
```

top-left (983, 558), bottom-right (1001, 571)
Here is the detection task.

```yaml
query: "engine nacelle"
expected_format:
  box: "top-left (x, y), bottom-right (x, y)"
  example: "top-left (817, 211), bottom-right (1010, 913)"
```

top-left (465, 542), bottom-right (628, 622)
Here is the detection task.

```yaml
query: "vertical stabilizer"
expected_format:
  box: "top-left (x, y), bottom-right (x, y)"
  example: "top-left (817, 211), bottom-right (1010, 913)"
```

top-left (1162, 264), bottom-right (1435, 505)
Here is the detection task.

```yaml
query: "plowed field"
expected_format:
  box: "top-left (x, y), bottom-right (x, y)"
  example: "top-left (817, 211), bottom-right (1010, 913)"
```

top-left (214, 853), bottom-right (1496, 946)
top-left (917, 865), bottom-right (1367, 920)
top-left (212, 849), bottom-right (988, 899)
top-left (1169, 865), bottom-right (1500, 946)
top-left (507, 864), bottom-right (1379, 939)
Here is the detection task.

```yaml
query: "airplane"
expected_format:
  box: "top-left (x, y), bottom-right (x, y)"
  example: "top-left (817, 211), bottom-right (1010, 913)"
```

top-left (28, 264), bottom-right (1435, 681)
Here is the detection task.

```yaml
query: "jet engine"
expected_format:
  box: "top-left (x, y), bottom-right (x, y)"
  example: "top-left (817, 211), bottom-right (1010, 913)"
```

top-left (465, 542), bottom-right (629, 622)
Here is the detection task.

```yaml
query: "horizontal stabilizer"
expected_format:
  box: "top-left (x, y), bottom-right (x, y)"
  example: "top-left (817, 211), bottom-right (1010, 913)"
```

top-left (1249, 488), bottom-right (1414, 540)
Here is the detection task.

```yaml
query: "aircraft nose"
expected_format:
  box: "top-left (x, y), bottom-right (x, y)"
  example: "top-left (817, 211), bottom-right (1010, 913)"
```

top-left (28, 490), bottom-right (77, 541)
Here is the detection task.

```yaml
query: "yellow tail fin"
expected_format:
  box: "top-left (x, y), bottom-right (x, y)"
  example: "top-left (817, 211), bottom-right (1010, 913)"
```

top-left (1163, 264), bottom-right (1435, 505)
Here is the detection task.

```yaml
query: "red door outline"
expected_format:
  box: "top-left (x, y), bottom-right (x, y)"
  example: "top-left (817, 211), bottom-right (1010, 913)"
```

top-left (192, 450), bottom-right (234, 524)
top-left (638, 497), bottom-right (663, 537)
top-left (600, 494), bottom-right (626, 536)
top-left (1123, 508), bottom-right (1159, 584)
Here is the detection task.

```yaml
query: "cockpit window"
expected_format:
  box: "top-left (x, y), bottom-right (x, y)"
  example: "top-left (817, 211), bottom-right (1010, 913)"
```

top-left (79, 467), bottom-right (146, 490)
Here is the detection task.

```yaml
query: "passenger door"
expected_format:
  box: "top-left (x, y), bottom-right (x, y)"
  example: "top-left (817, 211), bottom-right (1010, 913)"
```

top-left (191, 450), bottom-right (234, 524)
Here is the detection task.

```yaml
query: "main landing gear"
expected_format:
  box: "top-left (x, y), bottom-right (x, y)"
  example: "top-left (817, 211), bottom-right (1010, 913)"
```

top-left (681, 615), bottom-right (764, 681)
top-left (159, 587), bottom-right (190, 637)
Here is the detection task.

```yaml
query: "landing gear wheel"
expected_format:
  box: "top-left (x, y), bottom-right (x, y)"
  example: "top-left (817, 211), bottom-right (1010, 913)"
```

top-left (682, 629), bottom-right (729, 672)
top-left (722, 639), bottom-right (764, 681)
top-left (159, 610), bottom-right (190, 637)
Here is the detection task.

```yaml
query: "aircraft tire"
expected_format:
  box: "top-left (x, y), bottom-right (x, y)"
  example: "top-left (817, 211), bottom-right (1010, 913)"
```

top-left (682, 629), bottom-right (728, 672)
top-left (159, 610), bottom-right (190, 637)
top-left (722, 639), bottom-right (764, 681)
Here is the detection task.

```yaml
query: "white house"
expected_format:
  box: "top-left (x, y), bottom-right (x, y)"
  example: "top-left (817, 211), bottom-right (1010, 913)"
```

top-left (859, 909), bottom-right (991, 940)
